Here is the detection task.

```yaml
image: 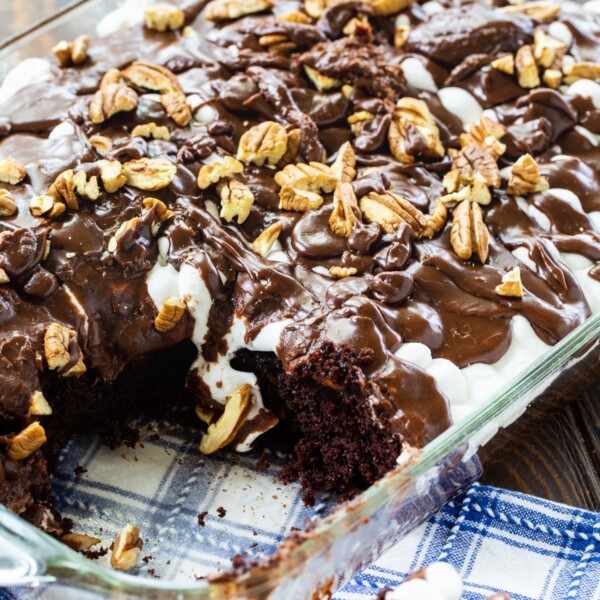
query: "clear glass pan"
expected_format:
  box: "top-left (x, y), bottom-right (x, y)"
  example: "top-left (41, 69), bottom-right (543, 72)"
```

top-left (0, 2), bottom-right (599, 597)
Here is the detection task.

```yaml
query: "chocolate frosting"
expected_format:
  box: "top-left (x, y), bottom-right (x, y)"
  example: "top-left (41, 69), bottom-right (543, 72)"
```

top-left (0, 0), bottom-right (599, 466)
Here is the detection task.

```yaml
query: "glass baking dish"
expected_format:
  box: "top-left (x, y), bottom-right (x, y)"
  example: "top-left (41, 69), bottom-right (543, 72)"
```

top-left (0, 1), bottom-right (599, 598)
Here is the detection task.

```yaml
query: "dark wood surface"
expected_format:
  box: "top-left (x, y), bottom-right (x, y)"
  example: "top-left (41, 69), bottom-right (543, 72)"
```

top-left (482, 384), bottom-right (600, 511)
top-left (2, 0), bottom-right (599, 514)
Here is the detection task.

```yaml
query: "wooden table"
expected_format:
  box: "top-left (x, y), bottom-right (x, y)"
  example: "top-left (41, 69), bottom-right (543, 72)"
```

top-left (2, 0), bottom-right (599, 513)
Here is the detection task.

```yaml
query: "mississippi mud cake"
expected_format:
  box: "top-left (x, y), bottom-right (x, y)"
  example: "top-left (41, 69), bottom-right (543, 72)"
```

top-left (0, 0), bottom-right (599, 538)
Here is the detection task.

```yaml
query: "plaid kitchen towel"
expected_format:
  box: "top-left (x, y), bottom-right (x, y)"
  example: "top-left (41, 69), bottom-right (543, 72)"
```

top-left (334, 483), bottom-right (600, 600)
top-left (1, 421), bottom-right (599, 599)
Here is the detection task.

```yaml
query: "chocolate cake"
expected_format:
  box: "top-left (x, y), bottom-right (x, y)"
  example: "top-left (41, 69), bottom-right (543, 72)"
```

top-left (1, 0), bottom-right (599, 543)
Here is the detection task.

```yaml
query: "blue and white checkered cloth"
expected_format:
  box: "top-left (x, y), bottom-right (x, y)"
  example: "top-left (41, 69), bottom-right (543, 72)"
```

top-left (3, 420), bottom-right (600, 599)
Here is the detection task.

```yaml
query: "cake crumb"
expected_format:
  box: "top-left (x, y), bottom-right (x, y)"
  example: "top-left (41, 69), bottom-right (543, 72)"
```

top-left (216, 507), bottom-right (227, 518)
top-left (197, 511), bottom-right (208, 527)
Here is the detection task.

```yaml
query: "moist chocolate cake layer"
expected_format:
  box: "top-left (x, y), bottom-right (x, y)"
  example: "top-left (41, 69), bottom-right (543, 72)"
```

top-left (0, 0), bottom-right (599, 534)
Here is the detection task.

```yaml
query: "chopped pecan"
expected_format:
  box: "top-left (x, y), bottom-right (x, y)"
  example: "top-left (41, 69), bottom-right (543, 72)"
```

top-left (329, 182), bottom-right (360, 237)
top-left (111, 525), bottom-right (143, 571)
top-left (394, 21), bottom-right (411, 48)
top-left (72, 171), bottom-right (100, 201)
top-left (329, 265), bottom-right (358, 278)
top-left (452, 145), bottom-right (501, 188)
top-left (347, 110), bottom-right (374, 136)
top-left (507, 154), bottom-right (549, 195)
top-left (516, 45), bottom-right (540, 88)
top-left (122, 61), bottom-right (191, 126)
top-left (369, 0), bottom-right (415, 16)
top-left (97, 159), bottom-right (127, 193)
top-left (217, 179), bottom-right (255, 223)
top-left (0, 268), bottom-right (9, 284)
top-left (131, 122), bottom-right (171, 141)
top-left (450, 199), bottom-right (489, 263)
top-left (343, 16), bottom-right (370, 37)
top-left (108, 217), bottom-right (139, 254)
top-left (276, 10), bottom-right (311, 23)
top-left (359, 191), bottom-right (426, 235)
top-left (304, 0), bottom-right (324, 19)
top-left (543, 68), bottom-right (562, 88)
top-left (495, 266), bottom-right (524, 298)
top-left (533, 27), bottom-right (566, 69)
top-left (388, 97), bottom-right (444, 163)
top-left (460, 117), bottom-right (507, 160)
top-left (440, 174), bottom-right (492, 205)
top-left (491, 54), bottom-right (515, 75)
top-left (142, 197), bottom-right (174, 235)
top-left (421, 199), bottom-right (448, 239)
top-left (155, 297), bottom-right (187, 332)
top-left (52, 35), bottom-right (90, 67)
top-left (499, 1), bottom-right (560, 22)
top-left (122, 157), bottom-right (177, 191)
top-left (274, 162), bottom-right (337, 193)
top-left (7, 422), bottom-right (47, 460)
top-left (89, 69), bottom-right (139, 124)
top-left (0, 189), bottom-right (17, 217)
top-left (279, 186), bottom-right (324, 211)
top-left (89, 135), bottom-right (113, 156)
top-left (195, 404), bottom-right (215, 425)
top-left (204, 0), bottom-right (273, 21)
top-left (237, 121), bottom-right (288, 167)
top-left (48, 170), bottom-right (78, 209)
top-left (304, 65), bottom-right (342, 92)
top-left (199, 384), bottom-right (253, 454)
top-left (330, 141), bottom-right (356, 183)
top-left (252, 222), bottom-right (283, 257)
top-left (563, 62), bottom-right (600, 84)
top-left (258, 34), bottom-right (297, 53)
top-left (197, 156), bottom-right (244, 190)
top-left (61, 533), bottom-right (102, 552)
top-left (0, 157), bottom-right (26, 185)
top-left (30, 195), bottom-right (64, 218)
top-left (144, 4), bottom-right (185, 31)
top-left (30, 390), bottom-right (52, 416)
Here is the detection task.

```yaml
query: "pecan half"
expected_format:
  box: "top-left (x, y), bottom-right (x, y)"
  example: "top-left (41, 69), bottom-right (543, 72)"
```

top-left (0, 157), bottom-right (26, 185)
top-left (122, 61), bottom-right (191, 126)
top-left (237, 121), bottom-right (288, 167)
top-left (199, 385), bottom-right (254, 454)
top-left (0, 189), bottom-right (17, 217)
top-left (274, 162), bottom-right (337, 193)
top-left (204, 0), bottom-right (273, 22)
top-left (197, 156), bottom-right (244, 190)
top-left (122, 157), bottom-right (177, 191)
top-left (507, 154), bottom-right (549, 195)
top-left (89, 69), bottom-right (139, 124)
top-left (131, 122), bottom-right (171, 141)
top-left (388, 97), bottom-right (444, 163)
top-left (450, 199), bottom-right (489, 263)
top-left (516, 45), bottom-right (540, 89)
top-left (155, 297), bottom-right (187, 332)
top-left (329, 265), bottom-right (358, 278)
top-left (279, 186), bottom-right (323, 211)
top-left (218, 179), bottom-right (255, 223)
top-left (7, 422), bottom-right (47, 460)
top-left (329, 182), bottom-right (360, 237)
top-left (330, 141), bottom-right (356, 183)
top-left (44, 322), bottom-right (87, 376)
top-left (252, 222), bottom-right (283, 257)
top-left (111, 525), bottom-right (143, 571)
top-left (144, 4), bottom-right (185, 31)
top-left (53, 35), bottom-right (90, 67)
top-left (495, 266), bottom-right (524, 298)
top-left (359, 191), bottom-right (426, 235)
